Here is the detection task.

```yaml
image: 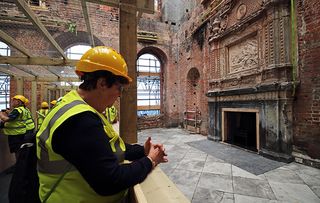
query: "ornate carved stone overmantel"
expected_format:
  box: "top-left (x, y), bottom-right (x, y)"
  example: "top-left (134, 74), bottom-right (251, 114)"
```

top-left (207, 0), bottom-right (290, 43)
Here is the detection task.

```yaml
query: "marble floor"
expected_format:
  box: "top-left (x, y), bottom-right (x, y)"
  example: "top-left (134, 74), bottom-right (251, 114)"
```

top-left (1, 127), bottom-right (319, 203)
top-left (138, 128), bottom-right (320, 203)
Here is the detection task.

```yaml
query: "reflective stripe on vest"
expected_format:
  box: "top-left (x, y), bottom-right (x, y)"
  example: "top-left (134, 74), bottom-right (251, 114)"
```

top-left (36, 90), bottom-right (127, 203)
top-left (37, 109), bottom-right (49, 130)
top-left (3, 106), bottom-right (26, 135)
top-left (24, 107), bottom-right (35, 131)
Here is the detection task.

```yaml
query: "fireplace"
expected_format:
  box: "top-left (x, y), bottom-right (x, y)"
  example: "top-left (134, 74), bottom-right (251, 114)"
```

top-left (207, 83), bottom-right (295, 162)
top-left (222, 108), bottom-right (259, 152)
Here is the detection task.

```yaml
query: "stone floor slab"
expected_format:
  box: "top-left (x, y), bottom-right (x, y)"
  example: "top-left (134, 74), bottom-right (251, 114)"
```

top-left (269, 182), bottom-right (320, 203)
top-left (234, 194), bottom-right (281, 203)
top-left (264, 168), bottom-right (305, 184)
top-left (203, 162), bottom-right (232, 176)
top-left (231, 165), bottom-right (263, 180)
top-left (198, 173), bottom-right (233, 193)
top-left (233, 176), bottom-right (276, 200)
top-left (192, 187), bottom-right (234, 203)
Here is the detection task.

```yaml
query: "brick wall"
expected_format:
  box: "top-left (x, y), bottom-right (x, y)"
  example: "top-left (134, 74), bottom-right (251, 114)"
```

top-left (294, 0), bottom-right (320, 160)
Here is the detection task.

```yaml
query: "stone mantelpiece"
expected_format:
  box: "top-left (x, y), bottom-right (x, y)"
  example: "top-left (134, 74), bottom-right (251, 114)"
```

top-left (207, 82), bottom-right (296, 162)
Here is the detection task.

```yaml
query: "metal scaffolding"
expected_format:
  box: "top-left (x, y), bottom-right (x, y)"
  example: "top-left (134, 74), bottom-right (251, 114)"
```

top-left (137, 54), bottom-right (161, 116)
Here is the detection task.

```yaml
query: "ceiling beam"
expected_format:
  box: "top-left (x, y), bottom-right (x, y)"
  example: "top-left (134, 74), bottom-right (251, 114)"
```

top-left (0, 30), bottom-right (33, 57)
top-left (0, 66), bottom-right (80, 82)
top-left (13, 65), bottom-right (38, 77)
top-left (0, 56), bottom-right (78, 66)
top-left (85, 0), bottom-right (154, 14)
top-left (0, 65), bottom-right (19, 77)
top-left (13, 0), bottom-right (67, 60)
top-left (81, 0), bottom-right (95, 47)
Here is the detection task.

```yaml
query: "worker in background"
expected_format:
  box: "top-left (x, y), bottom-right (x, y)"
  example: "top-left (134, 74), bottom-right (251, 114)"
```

top-left (105, 105), bottom-right (119, 133)
top-left (105, 105), bottom-right (118, 124)
top-left (37, 102), bottom-right (49, 131)
top-left (50, 100), bottom-right (57, 109)
top-left (36, 46), bottom-right (168, 203)
top-left (0, 95), bottom-right (30, 159)
top-left (23, 98), bottom-right (36, 141)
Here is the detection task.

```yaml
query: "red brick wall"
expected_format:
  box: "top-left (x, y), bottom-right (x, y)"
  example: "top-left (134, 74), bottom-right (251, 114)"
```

top-left (294, 0), bottom-right (320, 159)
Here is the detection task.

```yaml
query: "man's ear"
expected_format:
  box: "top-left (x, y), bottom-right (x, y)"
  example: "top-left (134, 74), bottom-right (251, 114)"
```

top-left (97, 78), bottom-right (107, 88)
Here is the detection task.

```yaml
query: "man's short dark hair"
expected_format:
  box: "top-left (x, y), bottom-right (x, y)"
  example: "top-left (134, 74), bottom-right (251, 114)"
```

top-left (79, 70), bottom-right (129, 91)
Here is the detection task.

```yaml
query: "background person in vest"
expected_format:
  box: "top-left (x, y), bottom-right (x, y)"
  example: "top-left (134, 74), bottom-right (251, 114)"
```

top-left (23, 98), bottom-right (36, 141)
top-left (105, 105), bottom-right (118, 124)
top-left (0, 95), bottom-right (29, 159)
top-left (36, 46), bottom-right (168, 203)
top-left (37, 101), bottom-right (49, 131)
top-left (105, 105), bottom-right (119, 133)
top-left (50, 100), bottom-right (56, 109)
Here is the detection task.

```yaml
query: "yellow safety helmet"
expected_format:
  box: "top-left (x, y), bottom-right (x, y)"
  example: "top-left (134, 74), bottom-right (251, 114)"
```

top-left (25, 98), bottom-right (29, 105)
top-left (50, 100), bottom-right (57, 105)
top-left (76, 46), bottom-right (132, 83)
top-left (12, 95), bottom-right (27, 104)
top-left (41, 102), bottom-right (49, 108)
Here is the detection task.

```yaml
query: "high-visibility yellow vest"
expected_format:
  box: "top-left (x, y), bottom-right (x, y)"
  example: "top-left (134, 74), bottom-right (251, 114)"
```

top-left (37, 108), bottom-right (49, 130)
top-left (24, 107), bottom-right (35, 131)
top-left (36, 90), bottom-right (127, 203)
top-left (105, 105), bottom-right (118, 124)
top-left (3, 106), bottom-right (26, 136)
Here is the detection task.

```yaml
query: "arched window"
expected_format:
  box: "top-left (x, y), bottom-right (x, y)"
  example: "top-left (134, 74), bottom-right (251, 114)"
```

top-left (65, 44), bottom-right (91, 60)
top-left (0, 42), bottom-right (11, 110)
top-left (48, 44), bottom-right (91, 97)
top-left (137, 54), bottom-right (161, 116)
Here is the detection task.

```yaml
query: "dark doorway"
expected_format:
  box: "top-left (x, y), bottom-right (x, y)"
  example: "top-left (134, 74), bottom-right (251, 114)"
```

top-left (226, 112), bottom-right (257, 152)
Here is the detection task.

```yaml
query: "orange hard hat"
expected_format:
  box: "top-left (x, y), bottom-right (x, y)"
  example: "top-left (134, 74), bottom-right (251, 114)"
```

top-left (75, 46), bottom-right (132, 83)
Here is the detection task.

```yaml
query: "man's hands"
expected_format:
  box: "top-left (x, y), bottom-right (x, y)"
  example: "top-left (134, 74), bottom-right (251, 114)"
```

top-left (144, 137), bottom-right (168, 168)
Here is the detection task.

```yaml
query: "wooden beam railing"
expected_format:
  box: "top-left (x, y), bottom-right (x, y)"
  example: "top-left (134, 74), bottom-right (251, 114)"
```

top-left (131, 167), bottom-right (190, 203)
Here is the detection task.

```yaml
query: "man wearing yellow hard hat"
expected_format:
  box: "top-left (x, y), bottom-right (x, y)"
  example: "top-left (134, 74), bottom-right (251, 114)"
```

top-left (37, 101), bottom-right (49, 130)
top-left (0, 95), bottom-right (35, 159)
top-left (36, 46), bottom-right (168, 203)
top-left (50, 100), bottom-right (57, 109)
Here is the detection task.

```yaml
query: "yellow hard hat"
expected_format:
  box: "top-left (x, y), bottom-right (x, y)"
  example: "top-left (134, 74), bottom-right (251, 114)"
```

top-left (50, 100), bottom-right (57, 105)
top-left (76, 46), bottom-right (132, 83)
top-left (41, 101), bottom-right (49, 108)
top-left (13, 95), bottom-right (27, 104)
top-left (25, 98), bottom-right (29, 105)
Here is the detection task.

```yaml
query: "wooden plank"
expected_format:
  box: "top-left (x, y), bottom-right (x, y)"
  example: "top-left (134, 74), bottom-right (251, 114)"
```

top-left (136, 167), bottom-right (190, 203)
top-left (256, 112), bottom-right (260, 151)
top-left (119, 0), bottom-right (138, 144)
top-left (136, 0), bottom-right (154, 14)
top-left (81, 0), bottom-right (95, 47)
top-left (13, 65), bottom-right (37, 77)
top-left (137, 105), bottom-right (160, 110)
top-left (137, 72), bottom-right (160, 77)
top-left (222, 108), bottom-right (259, 113)
top-left (86, 0), bottom-right (119, 7)
top-left (86, 0), bottom-right (154, 14)
top-left (0, 56), bottom-right (78, 66)
top-left (14, 0), bottom-right (67, 59)
top-left (0, 30), bottom-right (33, 57)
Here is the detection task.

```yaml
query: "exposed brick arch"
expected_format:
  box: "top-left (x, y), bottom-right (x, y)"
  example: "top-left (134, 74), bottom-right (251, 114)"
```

top-left (49, 31), bottom-right (104, 56)
top-left (137, 46), bottom-right (168, 68)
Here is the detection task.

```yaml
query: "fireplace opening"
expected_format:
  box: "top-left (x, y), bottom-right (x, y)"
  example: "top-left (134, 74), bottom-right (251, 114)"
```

top-left (225, 112), bottom-right (257, 152)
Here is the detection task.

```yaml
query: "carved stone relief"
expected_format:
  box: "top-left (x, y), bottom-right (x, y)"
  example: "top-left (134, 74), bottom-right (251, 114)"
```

top-left (236, 4), bottom-right (247, 20)
top-left (228, 36), bottom-right (258, 74)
